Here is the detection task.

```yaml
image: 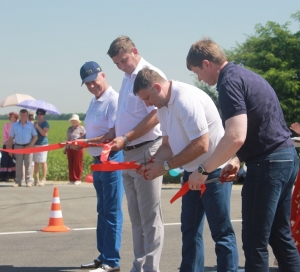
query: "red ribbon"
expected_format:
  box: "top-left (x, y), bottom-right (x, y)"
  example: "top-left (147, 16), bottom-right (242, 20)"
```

top-left (1, 140), bottom-right (215, 203)
top-left (170, 182), bottom-right (206, 204)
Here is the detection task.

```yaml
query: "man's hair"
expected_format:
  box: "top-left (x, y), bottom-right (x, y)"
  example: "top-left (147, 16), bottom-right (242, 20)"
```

top-left (133, 67), bottom-right (165, 95)
top-left (19, 109), bottom-right (28, 114)
top-left (107, 36), bottom-right (136, 58)
top-left (186, 38), bottom-right (227, 70)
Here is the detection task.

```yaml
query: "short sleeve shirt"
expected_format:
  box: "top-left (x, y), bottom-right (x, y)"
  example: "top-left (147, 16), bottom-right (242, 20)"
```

top-left (35, 120), bottom-right (50, 145)
top-left (9, 120), bottom-right (37, 144)
top-left (84, 86), bottom-right (118, 156)
top-left (217, 62), bottom-right (292, 162)
top-left (158, 80), bottom-right (226, 172)
top-left (67, 125), bottom-right (86, 141)
top-left (115, 57), bottom-right (167, 145)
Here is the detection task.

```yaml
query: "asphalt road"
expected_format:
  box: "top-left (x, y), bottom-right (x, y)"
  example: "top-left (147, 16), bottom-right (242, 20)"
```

top-left (0, 182), bottom-right (279, 272)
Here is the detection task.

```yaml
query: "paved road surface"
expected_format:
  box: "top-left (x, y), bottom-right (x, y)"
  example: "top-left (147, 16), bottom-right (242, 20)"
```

top-left (0, 182), bottom-right (279, 271)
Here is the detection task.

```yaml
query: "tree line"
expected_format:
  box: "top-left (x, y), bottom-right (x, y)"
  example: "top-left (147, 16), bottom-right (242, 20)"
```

top-left (195, 11), bottom-right (300, 128)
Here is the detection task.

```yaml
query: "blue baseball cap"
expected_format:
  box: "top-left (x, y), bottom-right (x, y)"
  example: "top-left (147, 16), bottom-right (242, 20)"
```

top-left (80, 61), bottom-right (102, 86)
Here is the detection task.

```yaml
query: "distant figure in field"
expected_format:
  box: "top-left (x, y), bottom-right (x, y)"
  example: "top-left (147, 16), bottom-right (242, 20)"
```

top-left (6, 109), bottom-right (37, 187)
top-left (33, 108), bottom-right (50, 186)
top-left (63, 114), bottom-right (86, 185)
top-left (0, 112), bottom-right (18, 181)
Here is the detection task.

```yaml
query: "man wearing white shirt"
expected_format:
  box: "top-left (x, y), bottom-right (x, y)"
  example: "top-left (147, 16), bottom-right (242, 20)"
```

top-left (133, 67), bottom-right (238, 272)
top-left (78, 61), bottom-right (123, 272)
top-left (107, 36), bottom-right (166, 272)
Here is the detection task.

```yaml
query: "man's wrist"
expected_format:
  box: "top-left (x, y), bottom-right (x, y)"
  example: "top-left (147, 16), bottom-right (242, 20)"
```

top-left (122, 135), bottom-right (131, 146)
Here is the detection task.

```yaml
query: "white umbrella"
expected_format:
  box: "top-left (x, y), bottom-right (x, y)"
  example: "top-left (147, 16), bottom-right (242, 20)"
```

top-left (0, 93), bottom-right (35, 108)
top-left (17, 99), bottom-right (60, 115)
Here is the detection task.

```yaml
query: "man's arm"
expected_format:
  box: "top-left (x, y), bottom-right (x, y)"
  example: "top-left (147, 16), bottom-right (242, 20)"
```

top-left (188, 114), bottom-right (247, 190)
top-left (110, 109), bottom-right (159, 151)
top-left (142, 133), bottom-right (209, 180)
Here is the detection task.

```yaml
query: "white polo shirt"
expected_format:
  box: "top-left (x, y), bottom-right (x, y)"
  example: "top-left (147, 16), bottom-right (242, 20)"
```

top-left (84, 86), bottom-right (118, 156)
top-left (115, 57), bottom-right (167, 145)
top-left (158, 80), bottom-right (226, 172)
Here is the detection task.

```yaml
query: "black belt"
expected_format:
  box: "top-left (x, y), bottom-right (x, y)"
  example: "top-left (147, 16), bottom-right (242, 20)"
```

top-left (15, 143), bottom-right (30, 147)
top-left (123, 136), bottom-right (162, 151)
top-left (93, 156), bottom-right (100, 160)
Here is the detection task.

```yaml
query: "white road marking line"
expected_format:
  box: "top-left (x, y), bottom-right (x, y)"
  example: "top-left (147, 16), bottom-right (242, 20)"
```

top-left (0, 231), bottom-right (37, 235)
top-left (72, 227), bottom-right (96, 230)
top-left (0, 219), bottom-right (242, 235)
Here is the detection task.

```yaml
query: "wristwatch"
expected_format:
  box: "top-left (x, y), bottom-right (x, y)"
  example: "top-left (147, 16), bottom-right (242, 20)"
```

top-left (122, 135), bottom-right (131, 147)
top-left (197, 164), bottom-right (210, 175)
top-left (163, 161), bottom-right (170, 171)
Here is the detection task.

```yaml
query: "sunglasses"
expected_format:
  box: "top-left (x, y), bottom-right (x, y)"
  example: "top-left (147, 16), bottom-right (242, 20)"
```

top-left (36, 113), bottom-right (44, 115)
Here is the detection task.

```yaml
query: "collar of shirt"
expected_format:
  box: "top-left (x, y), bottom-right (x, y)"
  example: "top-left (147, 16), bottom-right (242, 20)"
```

top-left (91, 86), bottom-right (112, 102)
top-left (17, 120), bottom-right (30, 125)
top-left (167, 80), bottom-right (176, 106)
top-left (125, 57), bottom-right (148, 78)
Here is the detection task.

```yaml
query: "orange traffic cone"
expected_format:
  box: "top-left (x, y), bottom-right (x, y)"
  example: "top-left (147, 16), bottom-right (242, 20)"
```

top-left (42, 187), bottom-right (70, 232)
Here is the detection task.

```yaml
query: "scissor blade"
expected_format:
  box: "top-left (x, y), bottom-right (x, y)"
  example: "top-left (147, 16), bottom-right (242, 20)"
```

top-left (143, 151), bottom-right (147, 165)
top-left (204, 177), bottom-right (219, 184)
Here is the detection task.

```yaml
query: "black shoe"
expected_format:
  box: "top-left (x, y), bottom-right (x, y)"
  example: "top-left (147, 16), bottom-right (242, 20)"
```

top-left (81, 259), bottom-right (102, 269)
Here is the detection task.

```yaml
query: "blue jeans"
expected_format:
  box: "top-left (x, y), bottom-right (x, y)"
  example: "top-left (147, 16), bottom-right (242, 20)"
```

top-left (93, 150), bottom-right (124, 268)
top-left (243, 146), bottom-right (300, 271)
top-left (180, 169), bottom-right (238, 272)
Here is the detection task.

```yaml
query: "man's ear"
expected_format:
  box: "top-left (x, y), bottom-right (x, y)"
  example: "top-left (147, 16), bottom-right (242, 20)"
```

top-left (131, 47), bottom-right (138, 55)
top-left (203, 59), bottom-right (210, 68)
top-left (153, 83), bottom-right (162, 93)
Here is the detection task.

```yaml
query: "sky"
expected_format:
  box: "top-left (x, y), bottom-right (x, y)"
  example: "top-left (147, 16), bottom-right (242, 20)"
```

top-left (0, 0), bottom-right (299, 114)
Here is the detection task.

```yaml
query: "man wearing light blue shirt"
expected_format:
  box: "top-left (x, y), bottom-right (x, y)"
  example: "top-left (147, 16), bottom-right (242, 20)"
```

top-left (7, 109), bottom-right (37, 187)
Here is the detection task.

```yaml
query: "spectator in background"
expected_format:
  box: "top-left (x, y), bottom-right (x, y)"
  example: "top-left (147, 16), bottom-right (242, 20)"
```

top-left (28, 111), bottom-right (35, 123)
top-left (33, 108), bottom-right (50, 186)
top-left (28, 111), bottom-right (35, 181)
top-left (63, 114), bottom-right (86, 185)
top-left (6, 109), bottom-right (37, 187)
top-left (0, 112), bottom-right (18, 181)
top-left (290, 122), bottom-right (300, 135)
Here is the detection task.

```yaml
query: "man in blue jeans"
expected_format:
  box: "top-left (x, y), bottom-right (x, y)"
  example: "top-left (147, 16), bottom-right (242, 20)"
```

top-left (75, 61), bottom-right (123, 272)
top-left (133, 67), bottom-right (238, 272)
top-left (187, 38), bottom-right (300, 271)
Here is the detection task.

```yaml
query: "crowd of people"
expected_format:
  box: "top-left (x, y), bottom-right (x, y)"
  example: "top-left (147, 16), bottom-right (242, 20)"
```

top-left (1, 35), bottom-right (300, 272)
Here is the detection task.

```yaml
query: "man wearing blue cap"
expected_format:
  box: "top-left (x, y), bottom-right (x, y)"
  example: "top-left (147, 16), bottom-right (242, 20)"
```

top-left (76, 61), bottom-right (123, 272)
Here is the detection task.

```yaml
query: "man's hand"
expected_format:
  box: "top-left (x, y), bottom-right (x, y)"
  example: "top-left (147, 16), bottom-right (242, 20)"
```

top-left (220, 157), bottom-right (240, 182)
top-left (290, 122), bottom-right (300, 135)
top-left (140, 159), bottom-right (165, 180)
top-left (188, 170), bottom-right (207, 190)
top-left (109, 136), bottom-right (126, 151)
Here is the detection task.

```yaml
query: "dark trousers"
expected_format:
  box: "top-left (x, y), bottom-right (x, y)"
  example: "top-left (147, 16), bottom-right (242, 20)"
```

top-left (243, 146), bottom-right (300, 271)
top-left (0, 144), bottom-right (16, 180)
